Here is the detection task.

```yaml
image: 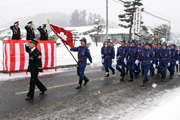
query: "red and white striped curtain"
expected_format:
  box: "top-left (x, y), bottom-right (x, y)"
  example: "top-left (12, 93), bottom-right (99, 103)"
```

top-left (3, 39), bottom-right (56, 72)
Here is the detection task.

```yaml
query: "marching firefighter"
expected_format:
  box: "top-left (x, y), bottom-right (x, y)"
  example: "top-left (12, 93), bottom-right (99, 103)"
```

top-left (104, 39), bottom-right (115, 77)
top-left (25, 21), bottom-right (35, 40)
top-left (135, 42), bottom-right (142, 79)
top-left (124, 39), bottom-right (139, 82)
top-left (37, 24), bottom-right (48, 40)
top-left (138, 42), bottom-right (155, 86)
top-left (125, 41), bottom-right (131, 74)
top-left (149, 43), bottom-right (155, 76)
top-left (25, 39), bottom-right (47, 100)
top-left (10, 21), bottom-right (21, 40)
top-left (70, 37), bottom-right (93, 89)
top-left (116, 39), bottom-right (128, 81)
top-left (101, 42), bottom-right (106, 65)
top-left (168, 44), bottom-right (179, 79)
top-left (157, 42), bottom-right (171, 82)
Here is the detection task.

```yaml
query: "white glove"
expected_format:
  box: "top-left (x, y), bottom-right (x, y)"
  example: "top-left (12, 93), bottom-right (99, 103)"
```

top-left (168, 63), bottom-right (170, 66)
top-left (112, 59), bottom-right (114, 63)
top-left (176, 61), bottom-right (179, 65)
top-left (150, 61), bottom-right (152, 63)
top-left (39, 72), bottom-right (43, 76)
top-left (124, 58), bottom-right (127, 65)
top-left (102, 59), bottom-right (104, 63)
top-left (28, 23), bottom-right (31, 27)
top-left (153, 64), bottom-right (156, 68)
top-left (135, 60), bottom-right (139, 66)
top-left (158, 62), bottom-right (159, 65)
top-left (25, 42), bottom-right (29, 46)
top-left (90, 63), bottom-right (94, 68)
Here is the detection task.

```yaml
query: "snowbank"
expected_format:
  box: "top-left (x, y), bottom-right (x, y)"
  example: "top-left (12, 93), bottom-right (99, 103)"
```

top-left (132, 87), bottom-right (180, 120)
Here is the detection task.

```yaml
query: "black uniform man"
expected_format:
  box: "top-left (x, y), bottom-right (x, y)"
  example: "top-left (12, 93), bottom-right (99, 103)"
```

top-left (25, 21), bottom-right (35, 40)
top-left (37, 24), bottom-right (48, 40)
top-left (10, 21), bottom-right (21, 40)
top-left (25, 39), bottom-right (47, 100)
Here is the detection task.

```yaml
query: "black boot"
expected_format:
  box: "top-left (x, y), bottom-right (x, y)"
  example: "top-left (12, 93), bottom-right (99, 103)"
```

top-left (112, 69), bottom-right (115, 75)
top-left (152, 71), bottom-right (154, 76)
top-left (128, 74), bottom-right (133, 82)
top-left (161, 75), bottom-right (165, 82)
top-left (76, 84), bottom-right (82, 89)
top-left (170, 73), bottom-right (174, 79)
top-left (120, 73), bottom-right (125, 82)
top-left (126, 68), bottom-right (129, 75)
top-left (83, 76), bottom-right (89, 86)
top-left (141, 79), bottom-right (147, 87)
top-left (135, 72), bottom-right (139, 79)
top-left (105, 72), bottom-right (109, 77)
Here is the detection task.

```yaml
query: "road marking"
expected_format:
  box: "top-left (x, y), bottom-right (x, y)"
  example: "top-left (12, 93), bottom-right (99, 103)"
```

top-left (15, 75), bottom-right (116, 95)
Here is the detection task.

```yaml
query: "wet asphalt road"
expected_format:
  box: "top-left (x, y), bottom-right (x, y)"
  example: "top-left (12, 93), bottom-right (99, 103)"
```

top-left (0, 65), bottom-right (180, 120)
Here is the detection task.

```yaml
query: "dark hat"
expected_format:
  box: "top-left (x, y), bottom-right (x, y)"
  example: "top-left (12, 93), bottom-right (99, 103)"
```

top-left (132, 39), bottom-right (135, 43)
top-left (127, 41), bottom-right (130, 43)
top-left (42, 24), bottom-right (46, 27)
top-left (162, 42), bottom-right (167, 46)
top-left (121, 39), bottom-right (126, 43)
top-left (172, 44), bottom-right (177, 47)
top-left (29, 39), bottom-right (38, 45)
top-left (14, 21), bottom-right (19, 25)
top-left (103, 42), bottom-right (106, 45)
top-left (138, 42), bottom-right (142, 46)
top-left (28, 21), bottom-right (33, 24)
top-left (79, 37), bottom-right (87, 42)
top-left (144, 42), bottom-right (149, 45)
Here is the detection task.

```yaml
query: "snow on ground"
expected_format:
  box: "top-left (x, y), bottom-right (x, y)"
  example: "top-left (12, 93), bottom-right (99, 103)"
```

top-left (131, 87), bottom-right (180, 120)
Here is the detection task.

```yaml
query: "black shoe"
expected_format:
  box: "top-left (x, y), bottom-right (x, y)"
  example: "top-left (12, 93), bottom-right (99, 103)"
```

top-left (120, 77), bottom-right (124, 82)
top-left (161, 75), bottom-right (165, 82)
top-left (76, 84), bottom-right (81, 89)
top-left (40, 91), bottom-right (46, 95)
top-left (83, 79), bottom-right (89, 86)
top-left (141, 83), bottom-right (145, 87)
top-left (112, 70), bottom-right (115, 75)
top-left (25, 96), bottom-right (33, 100)
top-left (120, 73), bottom-right (125, 82)
top-left (152, 72), bottom-right (154, 76)
top-left (105, 73), bottom-right (109, 77)
top-left (128, 75), bottom-right (133, 82)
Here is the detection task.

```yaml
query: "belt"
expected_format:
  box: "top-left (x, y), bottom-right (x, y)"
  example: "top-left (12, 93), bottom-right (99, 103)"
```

top-left (161, 58), bottom-right (168, 60)
top-left (106, 55), bottom-right (112, 57)
top-left (142, 61), bottom-right (150, 63)
top-left (78, 59), bottom-right (86, 61)
top-left (120, 56), bottom-right (125, 58)
top-left (171, 58), bottom-right (176, 60)
top-left (131, 57), bottom-right (136, 59)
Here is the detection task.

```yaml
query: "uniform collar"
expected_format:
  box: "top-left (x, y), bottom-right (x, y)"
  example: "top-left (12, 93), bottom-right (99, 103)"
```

top-left (31, 47), bottom-right (36, 52)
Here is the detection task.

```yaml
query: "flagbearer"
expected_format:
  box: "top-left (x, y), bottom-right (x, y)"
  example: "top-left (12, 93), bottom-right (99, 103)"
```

top-left (104, 39), bottom-right (115, 77)
top-left (25, 21), bottom-right (35, 40)
top-left (70, 37), bottom-right (93, 89)
top-left (37, 24), bottom-right (48, 40)
top-left (25, 39), bottom-right (47, 100)
top-left (10, 21), bottom-right (21, 40)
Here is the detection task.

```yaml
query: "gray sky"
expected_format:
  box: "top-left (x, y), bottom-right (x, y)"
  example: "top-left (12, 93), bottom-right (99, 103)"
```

top-left (0, 0), bottom-right (179, 34)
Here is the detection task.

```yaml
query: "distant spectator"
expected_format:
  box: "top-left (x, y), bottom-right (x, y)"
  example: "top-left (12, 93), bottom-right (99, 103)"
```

top-left (37, 24), bottom-right (48, 40)
top-left (10, 21), bottom-right (21, 40)
top-left (25, 21), bottom-right (35, 40)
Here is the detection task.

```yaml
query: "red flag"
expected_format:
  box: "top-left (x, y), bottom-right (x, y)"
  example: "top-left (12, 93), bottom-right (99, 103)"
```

top-left (49, 24), bottom-right (75, 48)
top-left (111, 41), bottom-right (114, 45)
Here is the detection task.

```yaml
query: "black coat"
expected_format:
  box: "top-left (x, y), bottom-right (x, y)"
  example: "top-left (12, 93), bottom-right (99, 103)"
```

top-left (37, 27), bottom-right (48, 40)
top-left (25, 46), bottom-right (42, 73)
top-left (10, 25), bottom-right (21, 40)
top-left (25, 25), bottom-right (35, 40)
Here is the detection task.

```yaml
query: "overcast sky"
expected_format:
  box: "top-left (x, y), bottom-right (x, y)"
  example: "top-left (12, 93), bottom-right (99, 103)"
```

top-left (0, 0), bottom-right (180, 34)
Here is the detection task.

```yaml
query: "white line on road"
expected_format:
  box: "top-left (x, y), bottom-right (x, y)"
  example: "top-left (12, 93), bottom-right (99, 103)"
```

top-left (15, 75), bottom-right (116, 95)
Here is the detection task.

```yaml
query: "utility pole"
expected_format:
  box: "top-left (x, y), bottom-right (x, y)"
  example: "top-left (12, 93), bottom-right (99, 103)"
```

top-left (106, 0), bottom-right (108, 41)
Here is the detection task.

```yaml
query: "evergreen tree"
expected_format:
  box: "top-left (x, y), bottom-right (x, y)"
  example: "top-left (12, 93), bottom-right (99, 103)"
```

top-left (70, 9), bottom-right (80, 27)
top-left (118, 0), bottom-right (143, 41)
top-left (79, 10), bottom-right (87, 26)
top-left (88, 12), bottom-right (94, 25)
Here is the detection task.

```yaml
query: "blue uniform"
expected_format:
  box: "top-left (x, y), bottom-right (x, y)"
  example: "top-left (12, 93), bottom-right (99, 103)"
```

top-left (104, 45), bottom-right (115, 73)
top-left (157, 48), bottom-right (171, 76)
top-left (168, 48), bottom-right (179, 74)
top-left (125, 46), bottom-right (139, 75)
top-left (138, 48), bottom-right (154, 79)
top-left (101, 46), bottom-right (106, 62)
top-left (70, 45), bottom-right (92, 80)
top-left (150, 48), bottom-right (155, 73)
top-left (116, 46), bottom-right (128, 74)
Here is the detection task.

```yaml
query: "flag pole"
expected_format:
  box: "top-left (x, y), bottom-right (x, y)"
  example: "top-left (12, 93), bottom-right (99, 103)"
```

top-left (46, 19), bottom-right (78, 64)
